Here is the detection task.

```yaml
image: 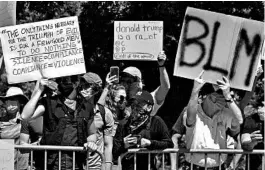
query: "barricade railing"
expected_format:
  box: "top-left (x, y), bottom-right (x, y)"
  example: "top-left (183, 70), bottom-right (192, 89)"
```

top-left (119, 148), bottom-right (265, 170)
top-left (15, 145), bottom-right (104, 170)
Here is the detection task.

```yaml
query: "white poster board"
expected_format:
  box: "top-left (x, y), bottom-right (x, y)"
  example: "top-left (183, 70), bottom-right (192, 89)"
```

top-left (173, 7), bottom-right (264, 91)
top-left (114, 21), bottom-right (163, 61)
top-left (0, 16), bottom-right (86, 84)
top-left (0, 1), bottom-right (16, 70)
top-left (0, 139), bottom-right (14, 170)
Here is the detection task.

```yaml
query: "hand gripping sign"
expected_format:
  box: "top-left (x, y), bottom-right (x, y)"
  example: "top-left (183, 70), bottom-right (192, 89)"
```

top-left (174, 7), bottom-right (264, 91)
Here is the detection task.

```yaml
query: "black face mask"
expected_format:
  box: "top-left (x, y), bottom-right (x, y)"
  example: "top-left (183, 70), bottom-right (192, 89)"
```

top-left (58, 83), bottom-right (74, 97)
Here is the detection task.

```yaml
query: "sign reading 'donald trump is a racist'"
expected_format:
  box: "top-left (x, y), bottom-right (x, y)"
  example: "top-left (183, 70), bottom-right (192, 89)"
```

top-left (174, 7), bottom-right (264, 91)
top-left (114, 21), bottom-right (163, 61)
top-left (0, 16), bottom-right (86, 84)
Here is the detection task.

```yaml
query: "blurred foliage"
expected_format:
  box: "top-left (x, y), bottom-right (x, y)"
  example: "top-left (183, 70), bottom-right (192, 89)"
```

top-left (0, 1), bottom-right (264, 127)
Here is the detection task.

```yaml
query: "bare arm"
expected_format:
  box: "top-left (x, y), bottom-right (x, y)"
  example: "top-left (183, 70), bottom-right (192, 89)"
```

top-left (21, 79), bottom-right (47, 120)
top-left (187, 71), bottom-right (205, 126)
top-left (97, 73), bottom-right (117, 105)
top-left (154, 51), bottom-right (170, 105)
top-left (104, 135), bottom-right (113, 170)
top-left (217, 77), bottom-right (243, 126)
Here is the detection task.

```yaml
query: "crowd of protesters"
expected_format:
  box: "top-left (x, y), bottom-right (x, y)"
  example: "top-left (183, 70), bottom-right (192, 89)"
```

top-left (0, 50), bottom-right (264, 170)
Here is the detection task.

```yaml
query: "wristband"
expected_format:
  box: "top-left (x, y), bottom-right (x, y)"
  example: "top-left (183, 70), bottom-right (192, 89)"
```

top-left (105, 161), bottom-right (113, 165)
top-left (225, 98), bottom-right (233, 103)
top-left (158, 64), bottom-right (165, 68)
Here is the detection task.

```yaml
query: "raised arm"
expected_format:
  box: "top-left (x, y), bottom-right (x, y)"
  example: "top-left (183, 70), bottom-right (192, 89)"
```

top-left (154, 51), bottom-right (170, 105)
top-left (97, 73), bottom-right (117, 105)
top-left (21, 79), bottom-right (47, 120)
top-left (186, 71), bottom-right (205, 127)
top-left (217, 77), bottom-right (243, 126)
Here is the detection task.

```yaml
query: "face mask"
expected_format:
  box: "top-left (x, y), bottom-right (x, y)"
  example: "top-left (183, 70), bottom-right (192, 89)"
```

top-left (59, 83), bottom-right (74, 97)
top-left (4, 100), bottom-right (20, 120)
top-left (203, 94), bottom-right (224, 116)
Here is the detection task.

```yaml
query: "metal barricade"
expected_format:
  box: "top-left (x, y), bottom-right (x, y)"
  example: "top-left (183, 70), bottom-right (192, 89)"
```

top-left (118, 148), bottom-right (265, 170)
top-left (15, 145), bottom-right (104, 170)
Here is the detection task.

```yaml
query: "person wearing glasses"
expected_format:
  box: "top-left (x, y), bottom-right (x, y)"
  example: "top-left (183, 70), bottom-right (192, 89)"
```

top-left (21, 73), bottom-right (102, 170)
top-left (183, 71), bottom-right (243, 170)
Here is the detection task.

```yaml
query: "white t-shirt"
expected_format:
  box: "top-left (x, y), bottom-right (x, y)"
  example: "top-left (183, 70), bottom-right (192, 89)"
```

top-left (183, 104), bottom-right (239, 167)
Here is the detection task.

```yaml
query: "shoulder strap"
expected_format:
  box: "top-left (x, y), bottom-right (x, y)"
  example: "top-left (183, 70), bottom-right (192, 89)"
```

top-left (97, 103), bottom-right (106, 129)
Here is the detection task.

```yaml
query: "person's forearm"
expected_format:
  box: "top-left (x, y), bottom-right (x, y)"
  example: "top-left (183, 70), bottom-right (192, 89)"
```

top-left (104, 144), bottom-right (113, 170)
top-left (149, 139), bottom-right (173, 150)
top-left (155, 67), bottom-right (170, 104)
top-left (187, 90), bottom-right (199, 126)
top-left (21, 90), bottom-right (42, 120)
top-left (159, 67), bottom-right (170, 92)
top-left (228, 101), bottom-right (243, 124)
top-left (97, 86), bottom-right (110, 106)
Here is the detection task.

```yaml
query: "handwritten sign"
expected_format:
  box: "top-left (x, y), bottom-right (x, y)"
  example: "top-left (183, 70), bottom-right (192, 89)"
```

top-left (0, 16), bottom-right (86, 84)
top-left (0, 1), bottom-right (16, 70)
top-left (114, 21), bottom-right (163, 61)
top-left (174, 7), bottom-right (264, 91)
top-left (0, 139), bottom-right (14, 170)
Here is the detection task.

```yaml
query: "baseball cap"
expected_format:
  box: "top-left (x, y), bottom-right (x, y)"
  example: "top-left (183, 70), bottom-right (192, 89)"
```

top-left (122, 67), bottom-right (142, 80)
top-left (134, 90), bottom-right (154, 105)
top-left (81, 72), bottom-right (102, 86)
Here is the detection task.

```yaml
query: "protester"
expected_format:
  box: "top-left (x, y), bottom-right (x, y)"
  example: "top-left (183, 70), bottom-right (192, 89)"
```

top-left (83, 73), bottom-right (115, 170)
top-left (113, 90), bottom-right (173, 170)
top-left (21, 74), bottom-right (100, 170)
top-left (120, 51), bottom-right (170, 116)
top-left (183, 71), bottom-right (243, 169)
top-left (0, 87), bottom-right (29, 170)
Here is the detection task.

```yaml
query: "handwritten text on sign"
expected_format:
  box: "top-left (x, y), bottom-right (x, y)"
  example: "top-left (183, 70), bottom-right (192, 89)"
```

top-left (173, 7), bottom-right (264, 91)
top-left (0, 16), bottom-right (86, 84)
top-left (114, 21), bottom-right (163, 61)
top-left (0, 139), bottom-right (14, 170)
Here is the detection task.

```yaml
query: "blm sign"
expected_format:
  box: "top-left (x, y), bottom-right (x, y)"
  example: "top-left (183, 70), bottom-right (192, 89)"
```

top-left (174, 7), bottom-right (264, 91)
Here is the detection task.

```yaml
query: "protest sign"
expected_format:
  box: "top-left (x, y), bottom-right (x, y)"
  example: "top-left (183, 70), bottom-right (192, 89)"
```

top-left (114, 21), bottom-right (163, 61)
top-left (0, 16), bottom-right (86, 84)
top-left (0, 1), bottom-right (16, 70)
top-left (0, 139), bottom-right (14, 170)
top-left (174, 7), bottom-right (264, 91)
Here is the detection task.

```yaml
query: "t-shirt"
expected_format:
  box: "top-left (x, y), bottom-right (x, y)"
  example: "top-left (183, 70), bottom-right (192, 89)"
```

top-left (150, 87), bottom-right (164, 116)
top-left (87, 104), bottom-right (115, 169)
top-left (20, 116), bottom-right (43, 143)
top-left (242, 113), bottom-right (264, 170)
top-left (184, 104), bottom-right (240, 167)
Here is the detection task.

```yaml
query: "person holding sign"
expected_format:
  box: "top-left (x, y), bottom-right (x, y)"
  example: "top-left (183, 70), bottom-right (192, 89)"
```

top-left (183, 71), bottom-right (243, 170)
top-left (21, 74), bottom-right (102, 170)
top-left (120, 51), bottom-right (170, 117)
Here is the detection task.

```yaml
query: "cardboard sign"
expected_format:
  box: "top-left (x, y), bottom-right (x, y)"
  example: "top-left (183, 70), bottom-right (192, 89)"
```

top-left (174, 7), bottom-right (264, 91)
top-left (0, 16), bottom-right (86, 84)
top-left (114, 21), bottom-right (163, 61)
top-left (0, 139), bottom-right (14, 170)
top-left (0, 1), bottom-right (16, 70)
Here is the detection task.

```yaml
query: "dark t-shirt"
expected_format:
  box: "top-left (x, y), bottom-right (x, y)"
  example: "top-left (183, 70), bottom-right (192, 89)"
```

top-left (21, 116), bottom-right (43, 143)
top-left (242, 113), bottom-right (264, 170)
